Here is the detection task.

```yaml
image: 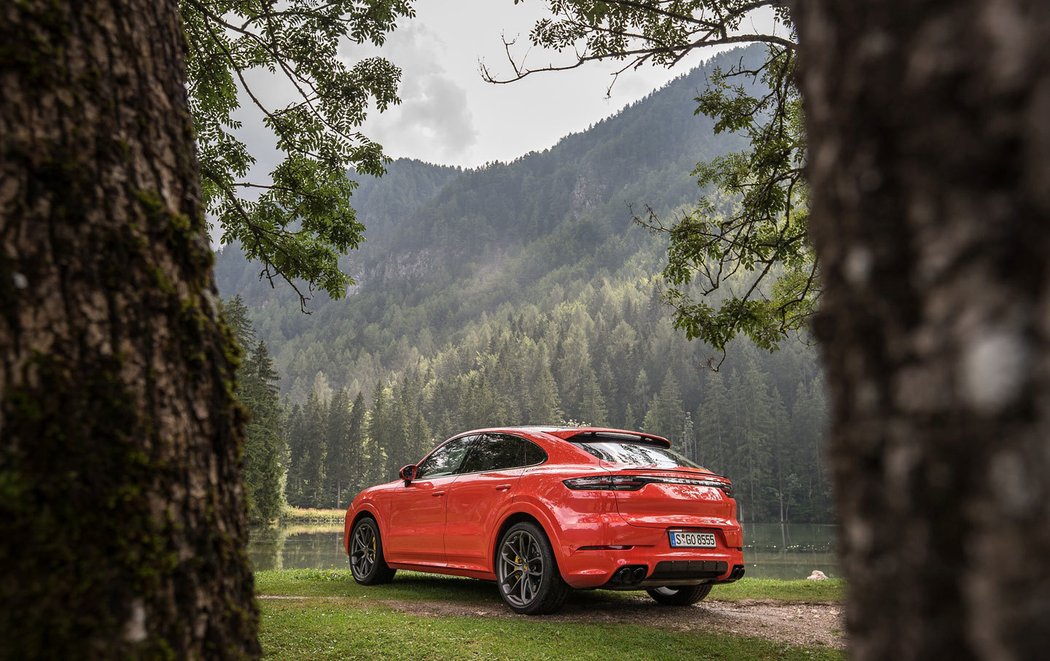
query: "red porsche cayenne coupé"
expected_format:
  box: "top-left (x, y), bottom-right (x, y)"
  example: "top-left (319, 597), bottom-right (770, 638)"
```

top-left (343, 426), bottom-right (744, 614)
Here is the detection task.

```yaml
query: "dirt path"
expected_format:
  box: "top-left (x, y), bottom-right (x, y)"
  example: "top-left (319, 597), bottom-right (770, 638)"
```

top-left (376, 595), bottom-right (843, 649)
top-left (261, 590), bottom-right (843, 649)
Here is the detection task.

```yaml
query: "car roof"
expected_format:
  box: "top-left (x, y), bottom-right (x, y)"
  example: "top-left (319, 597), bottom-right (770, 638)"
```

top-left (459, 426), bottom-right (672, 449)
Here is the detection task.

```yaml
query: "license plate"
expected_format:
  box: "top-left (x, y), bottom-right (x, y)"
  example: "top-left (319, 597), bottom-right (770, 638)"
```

top-left (668, 531), bottom-right (716, 548)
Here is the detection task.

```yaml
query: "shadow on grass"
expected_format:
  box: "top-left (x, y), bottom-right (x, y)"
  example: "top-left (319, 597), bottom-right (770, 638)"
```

top-left (257, 568), bottom-right (646, 611)
top-left (373, 570), bottom-right (646, 612)
top-left (257, 569), bottom-right (843, 613)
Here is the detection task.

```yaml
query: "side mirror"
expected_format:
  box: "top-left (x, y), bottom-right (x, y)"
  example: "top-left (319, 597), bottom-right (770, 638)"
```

top-left (399, 464), bottom-right (418, 484)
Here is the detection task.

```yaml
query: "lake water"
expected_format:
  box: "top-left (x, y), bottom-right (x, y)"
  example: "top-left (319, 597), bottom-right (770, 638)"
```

top-left (249, 522), bottom-right (838, 580)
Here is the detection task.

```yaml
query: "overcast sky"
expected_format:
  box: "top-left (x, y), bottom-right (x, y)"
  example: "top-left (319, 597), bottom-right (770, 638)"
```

top-left (232, 0), bottom-right (781, 175)
top-left (352, 0), bottom-right (715, 167)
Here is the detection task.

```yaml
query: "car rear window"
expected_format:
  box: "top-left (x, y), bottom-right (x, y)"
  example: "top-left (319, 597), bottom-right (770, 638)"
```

top-left (571, 441), bottom-right (700, 469)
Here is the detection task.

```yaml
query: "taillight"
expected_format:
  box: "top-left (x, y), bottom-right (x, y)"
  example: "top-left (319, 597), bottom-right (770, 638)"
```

top-left (563, 475), bottom-right (647, 491)
top-left (563, 475), bottom-right (734, 497)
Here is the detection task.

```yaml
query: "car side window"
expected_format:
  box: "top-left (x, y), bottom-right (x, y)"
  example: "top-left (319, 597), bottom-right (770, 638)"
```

top-left (522, 439), bottom-right (547, 466)
top-left (459, 435), bottom-right (546, 473)
top-left (416, 436), bottom-right (476, 478)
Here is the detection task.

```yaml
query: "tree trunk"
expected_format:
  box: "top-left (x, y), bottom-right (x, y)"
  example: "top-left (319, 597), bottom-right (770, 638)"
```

top-left (794, 1), bottom-right (1050, 658)
top-left (0, 1), bottom-right (259, 657)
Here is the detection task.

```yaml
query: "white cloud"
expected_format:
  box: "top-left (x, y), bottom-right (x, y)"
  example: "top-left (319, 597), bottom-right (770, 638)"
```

top-left (352, 21), bottom-right (478, 161)
top-left (373, 74), bottom-right (479, 160)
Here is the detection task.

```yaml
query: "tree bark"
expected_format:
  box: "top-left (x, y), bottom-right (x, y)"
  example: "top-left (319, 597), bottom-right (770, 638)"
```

top-left (793, 1), bottom-right (1050, 658)
top-left (0, 1), bottom-right (259, 657)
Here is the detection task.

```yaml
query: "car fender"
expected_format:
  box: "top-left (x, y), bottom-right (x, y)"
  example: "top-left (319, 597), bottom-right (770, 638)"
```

top-left (489, 496), bottom-right (567, 570)
top-left (345, 499), bottom-right (383, 554)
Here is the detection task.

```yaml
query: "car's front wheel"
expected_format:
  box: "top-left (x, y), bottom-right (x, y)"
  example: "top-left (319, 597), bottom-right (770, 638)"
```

top-left (646, 584), bottom-right (712, 606)
top-left (349, 517), bottom-right (396, 585)
top-left (496, 522), bottom-right (570, 615)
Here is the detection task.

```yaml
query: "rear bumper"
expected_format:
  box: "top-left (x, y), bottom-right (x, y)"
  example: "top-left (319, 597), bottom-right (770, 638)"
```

top-left (554, 517), bottom-right (745, 589)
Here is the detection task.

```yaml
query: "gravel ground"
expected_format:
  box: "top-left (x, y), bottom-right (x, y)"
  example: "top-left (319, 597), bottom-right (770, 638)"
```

top-left (373, 594), bottom-right (844, 649)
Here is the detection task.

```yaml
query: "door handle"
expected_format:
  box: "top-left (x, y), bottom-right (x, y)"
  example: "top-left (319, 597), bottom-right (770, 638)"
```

top-left (495, 484), bottom-right (511, 492)
top-left (432, 491), bottom-right (446, 497)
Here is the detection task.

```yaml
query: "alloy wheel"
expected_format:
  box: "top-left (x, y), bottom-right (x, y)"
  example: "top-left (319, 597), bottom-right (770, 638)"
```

top-left (350, 522), bottom-right (378, 579)
top-left (497, 529), bottom-right (544, 608)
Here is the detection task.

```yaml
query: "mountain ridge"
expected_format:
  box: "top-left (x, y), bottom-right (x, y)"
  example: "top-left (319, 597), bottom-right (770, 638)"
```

top-left (216, 45), bottom-right (760, 309)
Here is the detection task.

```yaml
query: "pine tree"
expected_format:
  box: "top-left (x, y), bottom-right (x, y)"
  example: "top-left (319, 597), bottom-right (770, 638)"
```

top-left (790, 377), bottom-right (831, 521)
top-left (554, 323), bottom-right (592, 419)
top-left (696, 369), bottom-right (731, 473)
top-left (622, 402), bottom-right (637, 430)
top-left (642, 370), bottom-right (685, 441)
top-left (325, 388), bottom-right (352, 508)
top-left (768, 388), bottom-right (793, 527)
top-left (219, 296), bottom-right (285, 523)
top-left (222, 295), bottom-right (254, 349)
top-left (526, 355), bottom-right (562, 423)
top-left (241, 341), bottom-right (286, 523)
top-left (730, 360), bottom-right (776, 523)
top-left (632, 368), bottom-right (650, 413)
top-left (284, 404), bottom-right (307, 506)
top-left (578, 366), bottom-right (608, 426)
top-left (370, 381), bottom-right (397, 482)
top-left (680, 412), bottom-right (696, 462)
top-left (345, 392), bottom-right (368, 495)
top-left (299, 389), bottom-right (328, 506)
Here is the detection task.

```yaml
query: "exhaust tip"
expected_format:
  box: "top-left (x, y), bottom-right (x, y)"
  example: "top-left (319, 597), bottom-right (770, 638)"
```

top-left (610, 565), bottom-right (648, 586)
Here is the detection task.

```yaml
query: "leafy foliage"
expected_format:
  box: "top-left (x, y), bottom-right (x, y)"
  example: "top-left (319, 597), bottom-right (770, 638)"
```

top-left (488, 1), bottom-right (794, 84)
top-left (656, 45), bottom-right (813, 353)
top-left (182, 0), bottom-right (414, 305)
top-left (492, 1), bottom-right (812, 353)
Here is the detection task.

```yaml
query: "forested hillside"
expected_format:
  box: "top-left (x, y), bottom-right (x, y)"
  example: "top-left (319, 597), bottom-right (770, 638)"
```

top-left (216, 46), bottom-right (832, 524)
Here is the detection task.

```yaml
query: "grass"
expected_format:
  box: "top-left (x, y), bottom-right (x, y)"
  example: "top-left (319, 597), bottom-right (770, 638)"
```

top-left (257, 570), bottom-right (845, 659)
top-left (713, 577), bottom-right (845, 603)
top-left (256, 569), bottom-right (496, 603)
top-left (255, 569), bottom-right (845, 605)
top-left (280, 505), bottom-right (347, 523)
top-left (260, 597), bottom-right (843, 660)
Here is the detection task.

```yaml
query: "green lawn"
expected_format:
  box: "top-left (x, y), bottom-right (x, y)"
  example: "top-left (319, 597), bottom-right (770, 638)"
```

top-left (255, 569), bottom-right (845, 604)
top-left (256, 571), bottom-right (845, 660)
top-left (713, 577), bottom-right (845, 602)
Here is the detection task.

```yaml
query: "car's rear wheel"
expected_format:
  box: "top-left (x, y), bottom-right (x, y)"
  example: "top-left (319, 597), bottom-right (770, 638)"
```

top-left (349, 517), bottom-right (396, 585)
top-left (646, 584), bottom-right (712, 606)
top-left (496, 522), bottom-right (570, 615)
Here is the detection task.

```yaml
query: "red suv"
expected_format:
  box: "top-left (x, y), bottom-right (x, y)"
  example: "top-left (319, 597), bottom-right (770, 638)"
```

top-left (343, 427), bottom-right (744, 614)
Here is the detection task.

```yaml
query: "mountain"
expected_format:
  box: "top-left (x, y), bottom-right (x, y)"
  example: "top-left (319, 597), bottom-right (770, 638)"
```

top-left (215, 45), bottom-right (833, 523)
top-left (215, 46), bottom-right (757, 391)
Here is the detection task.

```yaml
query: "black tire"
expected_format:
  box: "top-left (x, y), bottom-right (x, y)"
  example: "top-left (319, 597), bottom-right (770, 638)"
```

top-left (495, 522), bottom-right (571, 615)
top-left (646, 584), bottom-right (712, 606)
top-left (348, 517), bottom-right (396, 585)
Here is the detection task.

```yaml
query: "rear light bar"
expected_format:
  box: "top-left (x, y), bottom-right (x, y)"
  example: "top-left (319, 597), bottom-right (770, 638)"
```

top-left (562, 475), bottom-right (734, 497)
top-left (563, 475), bottom-right (648, 491)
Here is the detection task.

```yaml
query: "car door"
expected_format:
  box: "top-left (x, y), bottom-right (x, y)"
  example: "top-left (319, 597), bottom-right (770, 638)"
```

top-left (383, 435), bottom-right (477, 566)
top-left (443, 434), bottom-right (539, 571)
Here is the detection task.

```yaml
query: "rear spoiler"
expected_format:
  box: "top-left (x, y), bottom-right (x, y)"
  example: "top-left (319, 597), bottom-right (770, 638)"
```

top-left (546, 427), bottom-right (672, 448)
